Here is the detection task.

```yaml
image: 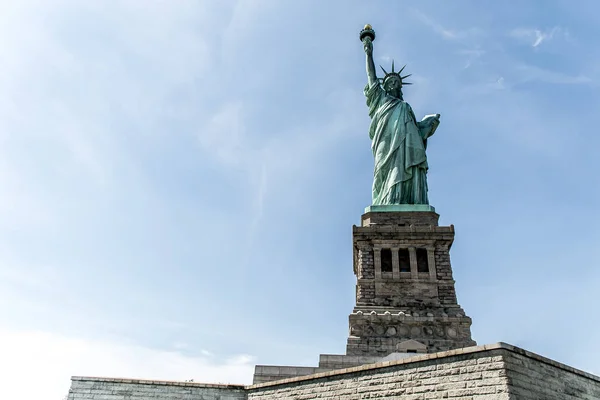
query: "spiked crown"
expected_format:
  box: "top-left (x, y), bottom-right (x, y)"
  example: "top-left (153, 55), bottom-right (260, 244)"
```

top-left (379, 60), bottom-right (412, 87)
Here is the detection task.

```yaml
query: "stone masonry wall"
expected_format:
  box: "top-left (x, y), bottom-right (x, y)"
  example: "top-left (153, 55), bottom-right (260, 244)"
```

top-left (248, 347), bottom-right (513, 400)
top-left (247, 343), bottom-right (600, 400)
top-left (504, 348), bottom-right (600, 399)
top-left (348, 212), bottom-right (475, 356)
top-left (68, 377), bottom-right (246, 400)
top-left (434, 246), bottom-right (458, 305)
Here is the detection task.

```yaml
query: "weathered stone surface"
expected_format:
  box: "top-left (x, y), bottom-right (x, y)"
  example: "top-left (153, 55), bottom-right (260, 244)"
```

top-left (252, 366), bottom-right (331, 385)
top-left (348, 211), bottom-right (475, 356)
top-left (361, 210), bottom-right (440, 227)
top-left (246, 344), bottom-right (600, 400)
top-left (67, 377), bottom-right (246, 400)
top-left (502, 347), bottom-right (600, 400)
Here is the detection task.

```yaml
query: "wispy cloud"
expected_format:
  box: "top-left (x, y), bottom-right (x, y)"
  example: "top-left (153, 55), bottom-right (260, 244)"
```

top-left (411, 8), bottom-right (460, 39)
top-left (469, 65), bottom-right (594, 95)
top-left (458, 48), bottom-right (486, 69)
top-left (513, 63), bottom-right (593, 85)
top-left (509, 26), bottom-right (569, 47)
top-left (198, 102), bottom-right (247, 166)
top-left (410, 8), bottom-right (482, 41)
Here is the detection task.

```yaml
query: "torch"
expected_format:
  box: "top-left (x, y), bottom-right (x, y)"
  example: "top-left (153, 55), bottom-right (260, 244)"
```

top-left (359, 24), bottom-right (376, 43)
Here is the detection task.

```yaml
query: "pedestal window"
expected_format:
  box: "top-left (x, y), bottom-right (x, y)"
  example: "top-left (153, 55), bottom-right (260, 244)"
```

top-left (398, 248), bottom-right (411, 272)
top-left (416, 248), bottom-right (429, 273)
top-left (381, 248), bottom-right (393, 273)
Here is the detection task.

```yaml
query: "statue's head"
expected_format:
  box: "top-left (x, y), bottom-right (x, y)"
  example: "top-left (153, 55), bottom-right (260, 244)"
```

top-left (380, 61), bottom-right (411, 100)
top-left (383, 75), bottom-right (403, 99)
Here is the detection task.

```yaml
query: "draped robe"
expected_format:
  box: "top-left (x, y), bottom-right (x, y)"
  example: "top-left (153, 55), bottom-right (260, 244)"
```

top-left (365, 83), bottom-right (438, 205)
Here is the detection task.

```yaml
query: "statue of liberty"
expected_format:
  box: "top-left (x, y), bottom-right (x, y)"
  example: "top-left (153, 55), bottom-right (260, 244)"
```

top-left (360, 25), bottom-right (440, 205)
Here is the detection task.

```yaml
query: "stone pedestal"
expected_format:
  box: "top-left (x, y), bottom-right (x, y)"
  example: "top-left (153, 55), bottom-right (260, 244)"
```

top-left (252, 208), bottom-right (476, 384)
top-left (346, 210), bottom-right (476, 356)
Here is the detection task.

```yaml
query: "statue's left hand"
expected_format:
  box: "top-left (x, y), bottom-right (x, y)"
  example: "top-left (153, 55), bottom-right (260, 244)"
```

top-left (419, 114), bottom-right (441, 138)
top-left (422, 114), bottom-right (440, 125)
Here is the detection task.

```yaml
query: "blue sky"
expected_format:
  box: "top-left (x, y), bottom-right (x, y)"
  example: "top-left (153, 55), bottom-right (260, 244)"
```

top-left (1, 0), bottom-right (600, 398)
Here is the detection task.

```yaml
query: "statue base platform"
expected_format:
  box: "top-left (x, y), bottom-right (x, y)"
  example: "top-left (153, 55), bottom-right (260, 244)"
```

top-left (364, 204), bottom-right (436, 213)
top-left (362, 205), bottom-right (439, 227)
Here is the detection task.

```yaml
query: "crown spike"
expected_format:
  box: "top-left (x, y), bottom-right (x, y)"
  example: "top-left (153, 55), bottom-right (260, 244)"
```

top-left (379, 65), bottom-right (388, 75)
top-left (401, 74), bottom-right (412, 80)
top-left (403, 82), bottom-right (413, 85)
top-left (391, 60), bottom-right (395, 73)
top-left (399, 64), bottom-right (407, 74)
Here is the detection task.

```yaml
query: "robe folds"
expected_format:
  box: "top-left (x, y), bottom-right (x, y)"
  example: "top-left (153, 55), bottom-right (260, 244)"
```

top-left (365, 83), bottom-right (437, 205)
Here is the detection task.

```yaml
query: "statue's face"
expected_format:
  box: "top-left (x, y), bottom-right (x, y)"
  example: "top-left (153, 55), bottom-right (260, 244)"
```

top-left (383, 77), bottom-right (402, 98)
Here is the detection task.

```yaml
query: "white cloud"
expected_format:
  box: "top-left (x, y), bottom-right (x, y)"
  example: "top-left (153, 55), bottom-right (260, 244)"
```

top-left (509, 26), bottom-right (568, 47)
top-left (496, 76), bottom-right (505, 89)
top-left (458, 48), bottom-right (486, 69)
top-left (200, 349), bottom-right (214, 357)
top-left (411, 8), bottom-right (460, 40)
top-left (198, 102), bottom-right (247, 166)
top-left (0, 329), bottom-right (254, 400)
top-left (411, 8), bottom-right (483, 42)
top-left (514, 63), bottom-right (593, 85)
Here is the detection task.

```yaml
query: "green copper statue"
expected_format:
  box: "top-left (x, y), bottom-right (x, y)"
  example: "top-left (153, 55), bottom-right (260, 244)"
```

top-left (360, 25), bottom-right (440, 205)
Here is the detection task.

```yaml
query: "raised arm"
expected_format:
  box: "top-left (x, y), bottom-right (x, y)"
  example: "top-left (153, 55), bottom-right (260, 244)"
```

top-left (363, 37), bottom-right (378, 87)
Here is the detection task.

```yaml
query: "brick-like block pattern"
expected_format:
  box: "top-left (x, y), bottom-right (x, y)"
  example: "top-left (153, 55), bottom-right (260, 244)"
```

top-left (67, 377), bottom-right (246, 400)
top-left (361, 211), bottom-right (440, 227)
top-left (348, 212), bottom-right (474, 356)
top-left (357, 248), bottom-right (375, 279)
top-left (504, 350), bottom-right (600, 399)
top-left (434, 248), bottom-right (458, 305)
top-left (247, 344), bottom-right (600, 400)
top-left (356, 281), bottom-right (375, 302)
top-left (248, 349), bottom-right (512, 400)
top-left (252, 366), bottom-right (331, 385)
